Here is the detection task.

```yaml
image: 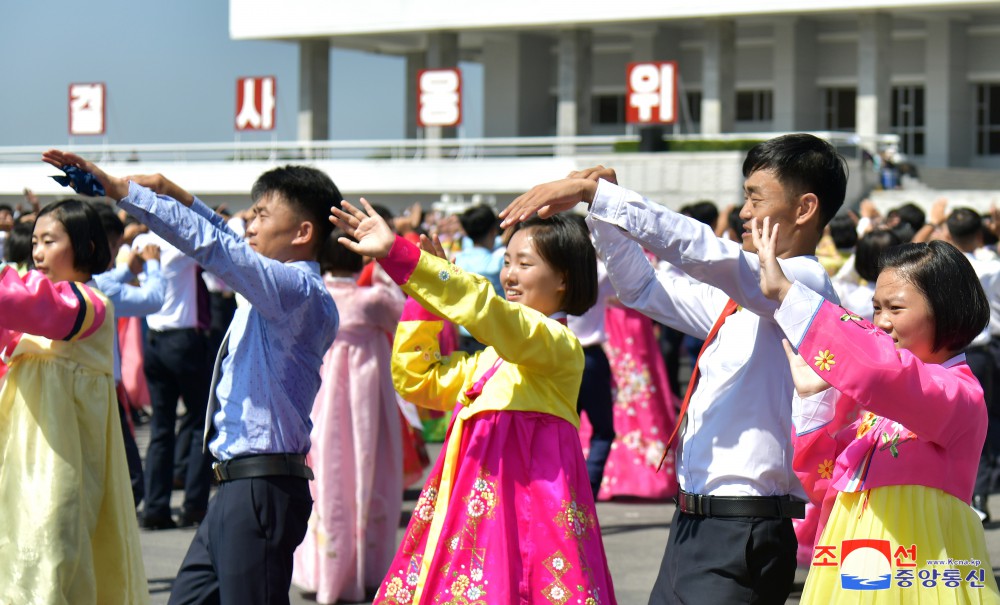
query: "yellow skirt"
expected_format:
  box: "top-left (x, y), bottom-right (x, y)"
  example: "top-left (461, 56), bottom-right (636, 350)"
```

top-left (802, 485), bottom-right (1000, 604)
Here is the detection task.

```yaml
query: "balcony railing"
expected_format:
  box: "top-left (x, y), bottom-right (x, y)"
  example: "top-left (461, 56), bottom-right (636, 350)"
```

top-left (0, 131), bottom-right (898, 164)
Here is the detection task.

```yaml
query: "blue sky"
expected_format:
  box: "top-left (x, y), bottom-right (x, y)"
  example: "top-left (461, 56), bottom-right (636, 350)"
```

top-left (0, 0), bottom-right (482, 146)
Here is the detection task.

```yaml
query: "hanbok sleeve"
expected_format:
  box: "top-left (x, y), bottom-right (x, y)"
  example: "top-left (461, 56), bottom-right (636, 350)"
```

top-left (0, 266), bottom-right (107, 341)
top-left (391, 297), bottom-right (481, 412)
top-left (776, 280), bottom-right (985, 446)
top-left (379, 235), bottom-right (581, 374)
top-left (791, 388), bottom-right (861, 505)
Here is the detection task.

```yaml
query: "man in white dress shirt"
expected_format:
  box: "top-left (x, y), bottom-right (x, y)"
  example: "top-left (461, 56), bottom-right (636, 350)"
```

top-left (501, 134), bottom-right (847, 604)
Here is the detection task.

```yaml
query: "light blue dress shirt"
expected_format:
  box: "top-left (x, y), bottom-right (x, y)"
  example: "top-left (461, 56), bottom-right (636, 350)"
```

top-left (118, 182), bottom-right (339, 460)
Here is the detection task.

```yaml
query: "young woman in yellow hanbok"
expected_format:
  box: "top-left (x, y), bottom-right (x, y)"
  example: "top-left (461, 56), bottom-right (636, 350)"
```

top-left (0, 200), bottom-right (147, 604)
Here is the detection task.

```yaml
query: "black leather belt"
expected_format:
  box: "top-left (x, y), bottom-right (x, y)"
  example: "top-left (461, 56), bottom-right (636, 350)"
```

top-left (212, 454), bottom-right (314, 483)
top-left (677, 490), bottom-right (805, 519)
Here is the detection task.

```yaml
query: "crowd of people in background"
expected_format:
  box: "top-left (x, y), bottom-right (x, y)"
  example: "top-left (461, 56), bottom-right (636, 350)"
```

top-left (3, 133), bottom-right (1000, 604)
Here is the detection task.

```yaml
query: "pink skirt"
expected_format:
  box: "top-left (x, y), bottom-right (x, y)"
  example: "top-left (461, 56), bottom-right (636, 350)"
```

top-left (375, 409), bottom-right (617, 605)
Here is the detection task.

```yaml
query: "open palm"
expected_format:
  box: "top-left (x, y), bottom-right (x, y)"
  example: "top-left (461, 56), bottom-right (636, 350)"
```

top-left (329, 198), bottom-right (395, 259)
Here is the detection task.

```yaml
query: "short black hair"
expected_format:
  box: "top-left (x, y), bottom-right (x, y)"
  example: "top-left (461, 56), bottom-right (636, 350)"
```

top-left (828, 214), bottom-right (858, 250)
top-left (878, 240), bottom-right (989, 353)
top-left (888, 202), bottom-right (926, 234)
top-left (0, 204), bottom-right (13, 215)
top-left (35, 199), bottom-right (111, 277)
top-left (742, 133), bottom-right (848, 229)
top-left (680, 200), bottom-right (719, 228)
top-left (946, 207), bottom-right (983, 248)
top-left (5, 221), bottom-right (33, 265)
top-left (459, 205), bottom-right (499, 243)
top-left (855, 229), bottom-right (900, 283)
top-left (320, 228), bottom-right (364, 275)
top-left (250, 165), bottom-right (343, 255)
top-left (502, 214), bottom-right (597, 316)
top-left (87, 201), bottom-right (125, 242)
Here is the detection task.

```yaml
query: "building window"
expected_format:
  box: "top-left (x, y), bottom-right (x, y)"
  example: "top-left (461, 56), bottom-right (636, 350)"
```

top-left (975, 84), bottom-right (1000, 156)
top-left (736, 90), bottom-right (773, 122)
top-left (891, 86), bottom-right (925, 156)
top-left (684, 91), bottom-right (702, 124)
top-left (823, 88), bottom-right (856, 131)
top-left (593, 94), bottom-right (625, 125)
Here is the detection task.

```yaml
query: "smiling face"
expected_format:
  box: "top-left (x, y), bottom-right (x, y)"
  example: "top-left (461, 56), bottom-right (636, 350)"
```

top-left (872, 267), bottom-right (942, 364)
top-left (500, 227), bottom-right (566, 317)
top-left (32, 214), bottom-right (89, 283)
top-left (244, 192), bottom-right (310, 262)
top-left (739, 169), bottom-right (803, 256)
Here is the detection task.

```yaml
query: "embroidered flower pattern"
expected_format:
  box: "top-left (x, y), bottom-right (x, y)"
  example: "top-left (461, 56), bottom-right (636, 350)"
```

top-left (813, 349), bottom-right (836, 372)
top-left (438, 270), bottom-right (451, 282)
top-left (856, 412), bottom-right (879, 439)
top-left (817, 459), bottom-right (834, 479)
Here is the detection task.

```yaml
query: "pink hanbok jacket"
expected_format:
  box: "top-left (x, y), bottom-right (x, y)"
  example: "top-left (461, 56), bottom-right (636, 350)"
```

top-left (775, 282), bottom-right (987, 529)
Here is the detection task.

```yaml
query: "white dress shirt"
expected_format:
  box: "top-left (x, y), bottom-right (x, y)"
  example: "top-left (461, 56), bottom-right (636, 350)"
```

top-left (567, 257), bottom-right (613, 347)
top-left (133, 232), bottom-right (201, 331)
top-left (586, 179), bottom-right (838, 498)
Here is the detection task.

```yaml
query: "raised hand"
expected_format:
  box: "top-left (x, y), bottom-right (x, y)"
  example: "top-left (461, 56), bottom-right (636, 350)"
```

top-left (419, 233), bottom-right (449, 261)
top-left (498, 177), bottom-right (598, 228)
top-left (566, 165), bottom-right (618, 184)
top-left (751, 216), bottom-right (792, 303)
top-left (783, 340), bottom-right (831, 397)
top-left (126, 173), bottom-right (194, 207)
top-left (329, 198), bottom-right (395, 259)
top-left (42, 149), bottom-right (129, 200)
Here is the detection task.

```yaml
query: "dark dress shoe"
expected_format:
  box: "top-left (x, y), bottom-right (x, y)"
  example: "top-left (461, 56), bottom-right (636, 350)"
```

top-left (140, 514), bottom-right (177, 530)
top-left (176, 509), bottom-right (206, 528)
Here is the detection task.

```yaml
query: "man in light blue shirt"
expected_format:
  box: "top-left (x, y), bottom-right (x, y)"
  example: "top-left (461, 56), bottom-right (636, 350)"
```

top-left (43, 150), bottom-right (340, 605)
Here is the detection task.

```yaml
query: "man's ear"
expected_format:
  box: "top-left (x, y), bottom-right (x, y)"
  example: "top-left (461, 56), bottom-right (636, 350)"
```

top-left (291, 220), bottom-right (315, 247)
top-left (795, 192), bottom-right (821, 227)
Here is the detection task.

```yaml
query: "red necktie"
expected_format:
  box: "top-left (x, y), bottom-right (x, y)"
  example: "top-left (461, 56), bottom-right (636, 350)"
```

top-left (659, 297), bottom-right (739, 470)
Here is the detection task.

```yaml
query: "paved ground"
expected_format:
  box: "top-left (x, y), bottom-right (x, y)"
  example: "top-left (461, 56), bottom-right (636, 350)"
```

top-left (138, 433), bottom-right (1000, 604)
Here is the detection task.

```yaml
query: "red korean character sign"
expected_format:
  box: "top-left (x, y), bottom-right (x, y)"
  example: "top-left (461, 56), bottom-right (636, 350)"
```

top-left (69, 83), bottom-right (106, 136)
top-left (236, 76), bottom-right (276, 131)
top-left (417, 68), bottom-right (461, 128)
top-left (626, 61), bottom-right (677, 125)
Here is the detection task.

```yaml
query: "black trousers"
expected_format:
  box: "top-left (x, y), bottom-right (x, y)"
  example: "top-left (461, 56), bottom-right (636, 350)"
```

top-left (144, 328), bottom-right (213, 518)
top-left (968, 345), bottom-right (997, 497)
top-left (649, 508), bottom-right (797, 604)
top-left (168, 476), bottom-right (313, 605)
top-left (116, 390), bottom-right (145, 508)
top-left (577, 345), bottom-right (615, 498)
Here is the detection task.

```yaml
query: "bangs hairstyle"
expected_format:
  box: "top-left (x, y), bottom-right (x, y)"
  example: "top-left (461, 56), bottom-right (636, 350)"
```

top-left (878, 240), bottom-right (989, 353)
top-left (502, 214), bottom-right (597, 316)
top-left (35, 199), bottom-right (111, 276)
top-left (320, 228), bottom-right (364, 275)
top-left (250, 165), bottom-right (343, 252)
top-left (742, 133), bottom-right (848, 230)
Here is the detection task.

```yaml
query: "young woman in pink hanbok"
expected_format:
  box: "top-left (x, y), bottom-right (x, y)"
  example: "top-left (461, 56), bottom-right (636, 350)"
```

top-left (331, 200), bottom-right (616, 605)
top-left (755, 218), bottom-right (1000, 603)
top-left (293, 232), bottom-right (405, 604)
top-left (597, 303), bottom-right (679, 500)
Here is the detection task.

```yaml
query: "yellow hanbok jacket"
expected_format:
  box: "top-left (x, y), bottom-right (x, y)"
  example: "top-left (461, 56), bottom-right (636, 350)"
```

top-left (0, 267), bottom-right (148, 605)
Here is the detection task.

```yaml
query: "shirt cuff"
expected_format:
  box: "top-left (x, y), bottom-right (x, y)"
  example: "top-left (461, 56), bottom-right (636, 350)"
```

top-left (143, 259), bottom-right (161, 274)
top-left (588, 179), bottom-right (628, 227)
top-left (377, 235), bottom-right (421, 285)
top-left (774, 281), bottom-right (824, 349)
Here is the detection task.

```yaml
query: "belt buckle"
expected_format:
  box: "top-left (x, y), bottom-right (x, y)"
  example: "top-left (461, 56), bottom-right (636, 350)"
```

top-left (212, 461), bottom-right (226, 482)
top-left (680, 491), bottom-right (699, 515)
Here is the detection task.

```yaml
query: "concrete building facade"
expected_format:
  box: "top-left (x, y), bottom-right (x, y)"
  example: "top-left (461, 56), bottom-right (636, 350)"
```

top-left (230, 0), bottom-right (1000, 169)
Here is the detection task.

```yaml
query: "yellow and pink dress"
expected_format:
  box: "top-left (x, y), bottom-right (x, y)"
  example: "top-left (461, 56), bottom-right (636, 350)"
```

top-left (777, 280), bottom-right (1000, 603)
top-left (373, 236), bottom-right (616, 605)
top-left (0, 267), bottom-right (147, 605)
